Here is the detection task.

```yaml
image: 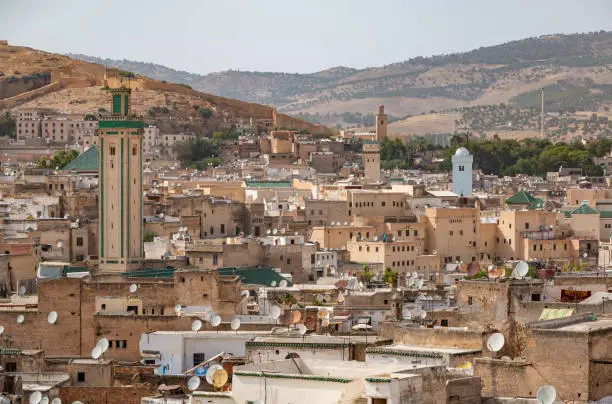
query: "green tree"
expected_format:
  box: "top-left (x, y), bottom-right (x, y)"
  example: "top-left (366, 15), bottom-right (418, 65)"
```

top-left (0, 112), bottom-right (16, 139)
top-left (383, 266), bottom-right (399, 287)
top-left (359, 263), bottom-right (373, 284)
top-left (174, 137), bottom-right (219, 167)
top-left (143, 231), bottom-right (157, 242)
top-left (37, 149), bottom-right (79, 169)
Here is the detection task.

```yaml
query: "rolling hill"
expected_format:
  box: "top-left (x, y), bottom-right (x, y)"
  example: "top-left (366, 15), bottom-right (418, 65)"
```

top-left (69, 30), bottom-right (612, 128)
top-left (0, 42), bottom-right (332, 136)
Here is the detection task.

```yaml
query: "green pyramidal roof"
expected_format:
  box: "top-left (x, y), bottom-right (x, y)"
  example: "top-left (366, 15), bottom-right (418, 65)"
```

top-left (62, 145), bottom-right (98, 172)
top-left (570, 204), bottom-right (599, 215)
top-left (506, 191), bottom-right (544, 209)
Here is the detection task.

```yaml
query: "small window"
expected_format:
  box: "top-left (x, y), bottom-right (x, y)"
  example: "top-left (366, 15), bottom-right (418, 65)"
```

top-left (122, 340), bottom-right (127, 349)
top-left (467, 296), bottom-right (473, 305)
top-left (132, 146), bottom-right (137, 155)
top-left (110, 146), bottom-right (116, 155)
top-left (77, 372), bottom-right (85, 382)
top-left (76, 237), bottom-right (83, 247)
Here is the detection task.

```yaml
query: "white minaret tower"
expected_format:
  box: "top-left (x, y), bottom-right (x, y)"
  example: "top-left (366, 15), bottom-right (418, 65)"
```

top-left (98, 84), bottom-right (144, 273)
top-left (451, 147), bottom-right (473, 196)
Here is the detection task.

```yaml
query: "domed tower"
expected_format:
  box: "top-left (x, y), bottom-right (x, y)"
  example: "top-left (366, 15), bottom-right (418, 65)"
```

top-left (451, 147), bottom-right (473, 196)
top-left (98, 84), bottom-right (144, 273)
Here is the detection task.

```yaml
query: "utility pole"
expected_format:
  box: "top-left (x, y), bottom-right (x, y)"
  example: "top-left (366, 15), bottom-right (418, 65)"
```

top-left (540, 88), bottom-right (545, 139)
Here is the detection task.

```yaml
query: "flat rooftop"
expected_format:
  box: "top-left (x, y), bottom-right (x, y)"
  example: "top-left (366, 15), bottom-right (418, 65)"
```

top-left (248, 335), bottom-right (389, 345)
top-left (554, 318), bottom-right (612, 333)
top-left (367, 344), bottom-right (481, 355)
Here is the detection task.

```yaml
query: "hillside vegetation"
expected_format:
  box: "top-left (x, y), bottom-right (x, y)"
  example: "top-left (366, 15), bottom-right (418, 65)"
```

top-left (70, 31), bottom-right (612, 124)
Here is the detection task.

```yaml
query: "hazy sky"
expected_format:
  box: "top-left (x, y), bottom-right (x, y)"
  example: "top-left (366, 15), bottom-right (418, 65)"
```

top-left (2, 0), bottom-right (611, 74)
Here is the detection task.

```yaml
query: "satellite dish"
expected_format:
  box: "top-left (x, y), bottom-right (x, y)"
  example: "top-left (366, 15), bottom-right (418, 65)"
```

top-left (230, 318), bottom-right (241, 331)
top-left (212, 368), bottom-right (229, 388)
top-left (515, 261), bottom-right (529, 277)
top-left (270, 281), bottom-right (277, 287)
top-left (97, 338), bottom-right (109, 353)
top-left (418, 310), bottom-right (427, 319)
top-left (51, 399), bottom-right (62, 404)
top-left (270, 305), bottom-right (282, 319)
top-left (211, 315), bottom-right (221, 327)
top-left (0, 326), bottom-right (4, 335)
top-left (373, 235), bottom-right (378, 241)
top-left (412, 271), bottom-right (418, 278)
top-left (337, 294), bottom-right (345, 304)
top-left (91, 345), bottom-right (102, 359)
top-left (18, 286), bottom-right (26, 296)
top-left (191, 319), bottom-right (202, 331)
top-left (583, 252), bottom-right (588, 259)
top-left (187, 375), bottom-right (201, 391)
top-left (175, 304), bottom-right (182, 313)
top-left (40, 397), bottom-right (49, 404)
top-left (348, 277), bottom-right (358, 290)
top-left (487, 333), bottom-right (505, 352)
top-left (280, 228), bottom-right (286, 235)
top-left (206, 364), bottom-right (223, 385)
top-left (48, 311), bottom-right (58, 324)
top-left (290, 310), bottom-right (302, 324)
top-left (56, 241), bottom-right (63, 249)
top-left (344, 221), bottom-right (348, 225)
top-left (297, 324), bottom-right (307, 335)
top-left (266, 229), bottom-right (271, 235)
top-left (129, 284), bottom-right (138, 293)
top-left (241, 290), bottom-right (250, 299)
top-left (16, 314), bottom-right (24, 324)
top-left (272, 228), bottom-right (278, 235)
top-left (537, 385), bottom-right (557, 404)
top-left (29, 392), bottom-right (42, 404)
top-left (279, 279), bottom-right (288, 288)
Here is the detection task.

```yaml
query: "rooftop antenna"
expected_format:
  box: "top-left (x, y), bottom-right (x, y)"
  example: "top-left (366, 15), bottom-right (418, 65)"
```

top-left (40, 396), bottom-right (49, 404)
top-left (29, 392), bottom-right (42, 404)
top-left (47, 311), bottom-right (58, 325)
top-left (212, 367), bottom-right (229, 390)
top-left (537, 385), bottom-right (557, 404)
top-left (191, 319), bottom-right (202, 332)
top-left (230, 318), bottom-right (241, 334)
top-left (96, 338), bottom-right (109, 354)
top-left (16, 314), bottom-right (24, 324)
top-left (129, 284), bottom-right (138, 293)
top-left (0, 326), bottom-right (4, 335)
top-left (270, 281), bottom-right (277, 287)
top-left (187, 375), bottom-right (201, 391)
top-left (51, 398), bottom-right (62, 404)
top-left (279, 279), bottom-right (288, 288)
top-left (486, 333), bottom-right (505, 355)
top-left (91, 345), bottom-right (102, 360)
top-left (205, 364), bottom-right (224, 386)
top-left (270, 305), bottom-right (282, 323)
top-left (540, 87), bottom-right (545, 139)
top-left (211, 314), bottom-right (221, 334)
top-left (515, 261), bottom-right (529, 279)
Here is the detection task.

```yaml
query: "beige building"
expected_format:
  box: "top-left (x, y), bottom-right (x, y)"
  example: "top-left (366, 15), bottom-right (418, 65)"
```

top-left (98, 86), bottom-right (144, 273)
top-left (362, 141), bottom-right (380, 183)
top-left (423, 206), bottom-right (479, 264)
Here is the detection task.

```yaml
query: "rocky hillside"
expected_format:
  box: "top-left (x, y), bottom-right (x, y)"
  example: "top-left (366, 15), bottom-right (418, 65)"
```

top-left (0, 43), bottom-right (332, 136)
top-left (70, 31), bottom-right (612, 124)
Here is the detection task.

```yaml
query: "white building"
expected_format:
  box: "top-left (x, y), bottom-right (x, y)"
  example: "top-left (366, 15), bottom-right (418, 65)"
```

top-left (139, 331), bottom-right (270, 375)
top-left (451, 147), bottom-right (473, 197)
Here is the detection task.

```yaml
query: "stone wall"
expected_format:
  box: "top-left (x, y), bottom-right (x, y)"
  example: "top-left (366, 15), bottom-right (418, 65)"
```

top-left (446, 377), bottom-right (482, 404)
top-left (58, 386), bottom-right (151, 404)
top-left (380, 322), bottom-right (485, 350)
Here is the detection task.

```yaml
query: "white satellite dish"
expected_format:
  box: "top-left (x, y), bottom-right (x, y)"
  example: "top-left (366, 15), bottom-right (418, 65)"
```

top-left (412, 271), bottom-right (418, 278)
top-left (347, 277), bottom-right (358, 290)
top-left (18, 286), bottom-right (26, 296)
top-left (187, 375), bottom-right (201, 391)
top-left (16, 314), bottom-right (24, 324)
top-left (40, 397), bottom-right (49, 404)
top-left (51, 399), bottom-right (62, 404)
top-left (56, 241), bottom-right (63, 249)
top-left (175, 304), bottom-right (182, 313)
top-left (241, 290), bottom-right (250, 299)
top-left (272, 228), bottom-right (278, 235)
top-left (266, 229), bottom-right (271, 235)
top-left (270, 281), bottom-right (277, 287)
top-left (0, 326), bottom-right (4, 335)
top-left (91, 345), bottom-right (102, 359)
top-left (515, 261), bottom-right (529, 277)
top-left (270, 305), bottom-right (282, 319)
top-left (129, 284), bottom-right (138, 293)
top-left (537, 385), bottom-right (557, 404)
top-left (582, 252), bottom-right (588, 259)
top-left (191, 319), bottom-right (202, 331)
top-left (230, 318), bottom-right (241, 331)
top-left (486, 333), bottom-right (505, 352)
top-left (297, 324), bottom-right (307, 335)
top-left (29, 392), bottom-right (42, 404)
top-left (48, 311), bottom-right (58, 324)
top-left (280, 228), bottom-right (286, 235)
top-left (279, 279), bottom-right (288, 288)
top-left (211, 315), bottom-right (221, 327)
top-left (373, 235), bottom-right (378, 241)
top-left (344, 221), bottom-right (348, 225)
top-left (97, 338), bottom-right (109, 353)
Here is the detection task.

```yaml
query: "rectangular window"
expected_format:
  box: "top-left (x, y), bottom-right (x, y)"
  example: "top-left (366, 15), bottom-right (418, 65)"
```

top-left (122, 340), bottom-right (127, 349)
top-left (76, 237), bottom-right (83, 247)
top-left (220, 224), bottom-right (225, 234)
top-left (77, 372), bottom-right (85, 382)
top-left (110, 146), bottom-right (116, 155)
top-left (193, 353), bottom-right (206, 366)
top-left (112, 94), bottom-right (122, 114)
top-left (212, 254), bottom-right (219, 266)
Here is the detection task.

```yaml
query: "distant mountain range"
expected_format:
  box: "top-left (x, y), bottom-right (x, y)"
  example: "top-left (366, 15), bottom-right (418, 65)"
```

top-left (69, 31), bottom-right (612, 127)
